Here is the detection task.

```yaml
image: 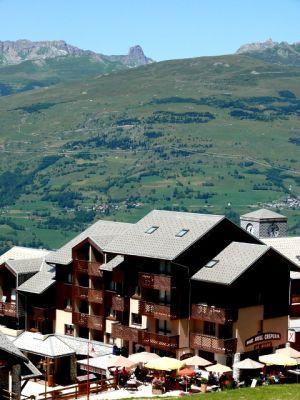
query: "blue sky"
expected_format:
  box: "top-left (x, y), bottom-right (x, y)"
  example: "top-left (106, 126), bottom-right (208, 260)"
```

top-left (1, 0), bottom-right (299, 61)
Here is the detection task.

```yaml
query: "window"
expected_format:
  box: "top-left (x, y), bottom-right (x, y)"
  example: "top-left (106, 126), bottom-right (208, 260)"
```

top-left (131, 313), bottom-right (142, 326)
top-left (145, 226), bottom-right (159, 234)
top-left (159, 290), bottom-right (171, 304)
top-left (157, 319), bottom-right (171, 334)
top-left (159, 261), bottom-right (171, 274)
top-left (67, 273), bottom-right (72, 284)
top-left (205, 260), bottom-right (218, 268)
top-left (204, 321), bottom-right (216, 337)
top-left (296, 256), bottom-right (300, 261)
top-left (176, 229), bottom-right (189, 237)
top-left (64, 298), bottom-right (72, 311)
top-left (108, 308), bottom-right (116, 318)
top-left (64, 324), bottom-right (74, 336)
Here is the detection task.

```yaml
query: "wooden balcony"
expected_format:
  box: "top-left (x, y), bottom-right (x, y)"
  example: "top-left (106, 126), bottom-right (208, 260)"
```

top-left (139, 300), bottom-right (178, 319)
top-left (139, 272), bottom-right (173, 292)
top-left (190, 332), bottom-right (237, 354)
top-left (72, 312), bottom-right (103, 331)
top-left (141, 331), bottom-right (179, 351)
top-left (74, 260), bottom-right (102, 276)
top-left (73, 285), bottom-right (89, 300)
top-left (290, 304), bottom-right (300, 318)
top-left (0, 302), bottom-right (17, 318)
top-left (112, 295), bottom-right (129, 312)
top-left (291, 295), bottom-right (300, 304)
top-left (191, 304), bottom-right (233, 324)
top-left (111, 323), bottom-right (142, 342)
top-left (88, 289), bottom-right (104, 304)
top-left (29, 306), bottom-right (56, 321)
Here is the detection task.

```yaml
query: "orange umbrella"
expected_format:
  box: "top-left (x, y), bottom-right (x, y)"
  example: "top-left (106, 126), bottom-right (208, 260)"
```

top-left (177, 367), bottom-right (196, 377)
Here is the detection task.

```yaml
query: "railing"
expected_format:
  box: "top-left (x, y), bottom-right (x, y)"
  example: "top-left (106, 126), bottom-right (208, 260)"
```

top-left (112, 295), bottom-right (129, 312)
top-left (290, 303), bottom-right (300, 318)
top-left (141, 331), bottom-right (179, 351)
top-left (291, 294), bottom-right (300, 304)
top-left (190, 332), bottom-right (237, 354)
top-left (72, 312), bottom-right (103, 331)
top-left (139, 300), bottom-right (178, 319)
top-left (74, 260), bottom-right (102, 276)
top-left (73, 285), bottom-right (88, 300)
top-left (139, 272), bottom-right (172, 291)
top-left (0, 302), bottom-right (17, 317)
top-left (88, 288), bottom-right (104, 304)
top-left (191, 304), bottom-right (233, 324)
top-left (29, 306), bottom-right (56, 321)
top-left (0, 389), bottom-right (34, 400)
top-left (111, 323), bottom-right (142, 342)
top-left (38, 378), bottom-right (116, 400)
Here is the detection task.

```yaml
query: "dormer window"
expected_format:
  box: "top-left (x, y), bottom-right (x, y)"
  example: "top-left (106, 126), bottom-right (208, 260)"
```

top-left (176, 229), bottom-right (189, 237)
top-left (205, 260), bottom-right (218, 268)
top-left (145, 226), bottom-right (159, 234)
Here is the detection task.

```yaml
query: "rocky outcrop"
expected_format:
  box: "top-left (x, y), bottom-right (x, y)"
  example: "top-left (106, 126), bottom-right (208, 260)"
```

top-left (236, 38), bottom-right (277, 54)
top-left (0, 39), bottom-right (153, 67)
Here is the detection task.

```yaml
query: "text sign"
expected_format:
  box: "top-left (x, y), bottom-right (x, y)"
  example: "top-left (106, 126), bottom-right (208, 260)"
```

top-left (245, 332), bottom-right (281, 347)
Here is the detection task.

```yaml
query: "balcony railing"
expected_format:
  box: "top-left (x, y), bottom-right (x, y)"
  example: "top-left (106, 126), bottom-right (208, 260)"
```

top-left (112, 295), bottom-right (129, 312)
top-left (29, 306), bottom-right (56, 321)
top-left (141, 332), bottom-right (179, 351)
top-left (74, 260), bottom-right (101, 276)
top-left (88, 289), bottom-right (104, 304)
top-left (190, 332), bottom-right (237, 354)
top-left (0, 302), bottom-right (17, 318)
top-left (191, 304), bottom-right (233, 324)
top-left (111, 323), bottom-right (142, 342)
top-left (139, 272), bottom-right (172, 291)
top-left (73, 285), bottom-right (89, 300)
top-left (139, 300), bottom-right (178, 319)
top-left (72, 312), bottom-right (103, 331)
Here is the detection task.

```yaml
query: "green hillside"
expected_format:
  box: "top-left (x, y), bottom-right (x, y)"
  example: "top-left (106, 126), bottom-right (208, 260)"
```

top-left (0, 53), bottom-right (299, 252)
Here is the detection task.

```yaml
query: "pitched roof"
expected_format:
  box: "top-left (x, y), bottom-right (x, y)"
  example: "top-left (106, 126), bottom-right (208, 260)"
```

top-left (57, 334), bottom-right (112, 357)
top-left (101, 255), bottom-right (124, 271)
top-left (240, 208), bottom-right (287, 221)
top-left (192, 242), bottom-right (269, 285)
top-left (104, 210), bottom-right (224, 260)
top-left (5, 257), bottom-right (45, 276)
top-left (17, 270), bottom-right (55, 294)
top-left (0, 331), bottom-right (27, 361)
top-left (13, 332), bottom-right (75, 358)
top-left (263, 237), bottom-right (300, 268)
top-left (0, 246), bottom-right (49, 265)
top-left (46, 220), bottom-right (132, 265)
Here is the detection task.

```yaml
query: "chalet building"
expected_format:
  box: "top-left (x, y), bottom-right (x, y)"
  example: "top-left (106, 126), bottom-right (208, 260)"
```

top-left (43, 209), bottom-right (296, 364)
top-left (0, 247), bottom-right (51, 336)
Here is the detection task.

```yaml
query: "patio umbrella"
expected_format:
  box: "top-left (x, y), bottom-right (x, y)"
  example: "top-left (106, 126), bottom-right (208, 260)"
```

top-left (259, 353), bottom-right (297, 366)
top-left (233, 358), bottom-right (264, 370)
top-left (177, 367), bottom-right (196, 377)
top-left (276, 346), bottom-right (300, 359)
top-left (184, 355), bottom-right (212, 367)
top-left (129, 352), bottom-right (160, 363)
top-left (107, 355), bottom-right (137, 369)
top-left (145, 357), bottom-right (185, 371)
top-left (206, 363), bottom-right (232, 373)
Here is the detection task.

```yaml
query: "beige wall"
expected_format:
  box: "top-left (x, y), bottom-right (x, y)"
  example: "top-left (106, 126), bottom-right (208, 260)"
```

top-left (234, 305), bottom-right (288, 353)
top-left (55, 310), bottom-right (73, 335)
top-left (129, 299), bottom-right (147, 329)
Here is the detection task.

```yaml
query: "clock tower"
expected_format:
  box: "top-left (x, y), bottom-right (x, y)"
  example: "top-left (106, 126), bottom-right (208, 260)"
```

top-left (240, 208), bottom-right (287, 239)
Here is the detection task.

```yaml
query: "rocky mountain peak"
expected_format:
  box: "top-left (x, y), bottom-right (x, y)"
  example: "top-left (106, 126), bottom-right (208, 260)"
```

top-left (236, 38), bottom-right (277, 54)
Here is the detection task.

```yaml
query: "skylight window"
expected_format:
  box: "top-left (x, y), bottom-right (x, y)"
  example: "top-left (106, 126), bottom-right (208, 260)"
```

top-left (176, 229), bottom-right (189, 237)
top-left (145, 226), bottom-right (159, 234)
top-left (205, 260), bottom-right (218, 268)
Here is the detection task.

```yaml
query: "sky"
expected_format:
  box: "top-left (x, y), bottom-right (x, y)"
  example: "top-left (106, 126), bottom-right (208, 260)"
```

top-left (0, 0), bottom-right (299, 61)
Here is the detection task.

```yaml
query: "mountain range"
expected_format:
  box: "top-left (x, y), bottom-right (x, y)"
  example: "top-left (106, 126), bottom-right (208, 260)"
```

top-left (0, 38), bottom-right (299, 253)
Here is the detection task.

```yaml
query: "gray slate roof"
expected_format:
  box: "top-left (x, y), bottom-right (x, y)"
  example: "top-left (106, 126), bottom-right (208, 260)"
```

top-left (13, 332), bottom-right (75, 358)
top-left (57, 334), bottom-right (113, 357)
top-left (240, 208), bottom-right (287, 221)
top-left (17, 270), bottom-right (55, 294)
top-left (5, 257), bottom-right (44, 276)
top-left (0, 246), bottom-right (49, 265)
top-left (263, 237), bottom-right (300, 268)
top-left (104, 210), bottom-right (224, 260)
top-left (192, 242), bottom-right (269, 285)
top-left (101, 255), bottom-right (124, 271)
top-left (46, 220), bottom-right (132, 265)
top-left (0, 331), bottom-right (27, 361)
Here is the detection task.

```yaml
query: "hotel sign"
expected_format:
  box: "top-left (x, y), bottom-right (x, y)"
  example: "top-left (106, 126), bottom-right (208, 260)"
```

top-left (245, 332), bottom-right (281, 347)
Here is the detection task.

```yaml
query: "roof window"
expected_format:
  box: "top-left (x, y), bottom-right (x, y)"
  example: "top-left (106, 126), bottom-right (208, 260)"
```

top-left (205, 260), bottom-right (218, 268)
top-left (145, 226), bottom-right (159, 234)
top-left (176, 229), bottom-right (189, 237)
